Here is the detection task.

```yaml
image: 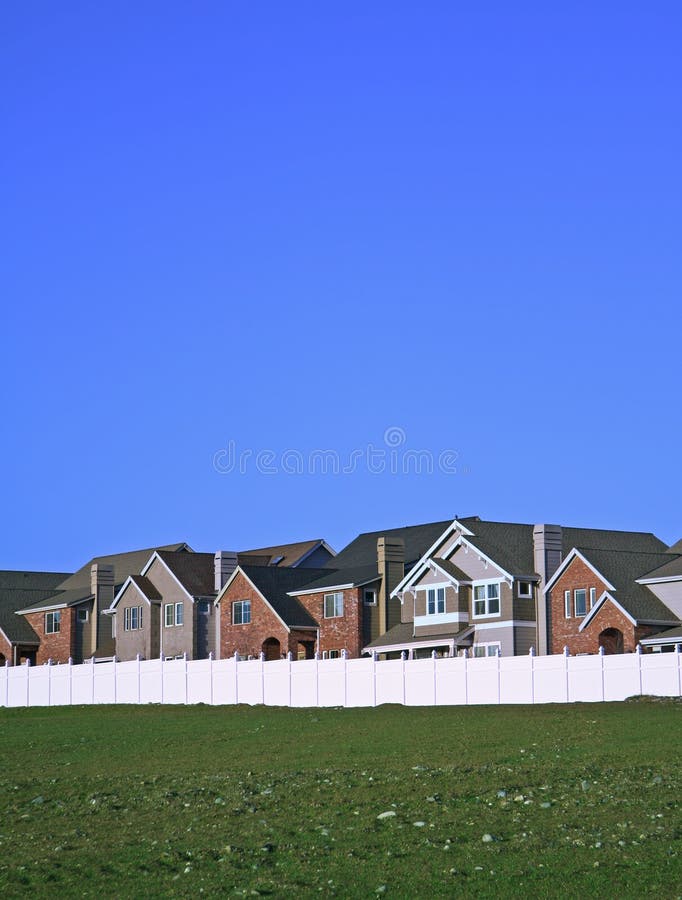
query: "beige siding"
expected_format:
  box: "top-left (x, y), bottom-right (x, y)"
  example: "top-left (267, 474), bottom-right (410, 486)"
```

top-left (146, 558), bottom-right (196, 659)
top-left (643, 581), bottom-right (682, 619)
top-left (114, 583), bottom-right (156, 661)
top-left (448, 545), bottom-right (506, 581)
top-left (472, 625), bottom-right (514, 656)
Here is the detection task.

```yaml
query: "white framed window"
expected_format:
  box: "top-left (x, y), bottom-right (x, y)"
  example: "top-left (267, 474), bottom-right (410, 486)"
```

top-left (589, 587), bottom-right (596, 609)
top-left (363, 589), bottom-right (377, 606)
top-left (232, 599), bottom-right (251, 625)
top-left (427, 587), bottom-right (446, 615)
top-left (473, 642), bottom-right (501, 658)
top-left (77, 608), bottom-right (88, 623)
top-left (124, 606), bottom-right (143, 631)
top-left (574, 589), bottom-right (587, 617)
top-left (164, 603), bottom-right (174, 627)
top-left (564, 590), bottom-right (571, 618)
top-left (329, 649), bottom-right (341, 659)
top-left (45, 611), bottom-right (61, 634)
top-left (473, 582), bottom-right (500, 617)
top-left (175, 602), bottom-right (183, 626)
top-left (518, 581), bottom-right (533, 598)
top-left (324, 592), bottom-right (344, 618)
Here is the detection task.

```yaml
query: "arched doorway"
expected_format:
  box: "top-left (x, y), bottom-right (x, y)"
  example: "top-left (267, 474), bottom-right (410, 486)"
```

top-left (262, 637), bottom-right (281, 661)
top-left (599, 627), bottom-right (624, 655)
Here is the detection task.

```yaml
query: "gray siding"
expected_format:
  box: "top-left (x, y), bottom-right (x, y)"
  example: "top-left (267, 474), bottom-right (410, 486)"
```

top-left (644, 581), bottom-right (682, 619)
top-left (146, 558), bottom-right (195, 659)
top-left (114, 583), bottom-right (156, 661)
top-left (513, 626), bottom-right (536, 656)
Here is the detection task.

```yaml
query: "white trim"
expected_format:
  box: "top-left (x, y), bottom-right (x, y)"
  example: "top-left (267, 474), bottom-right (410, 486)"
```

top-left (14, 600), bottom-right (70, 615)
top-left (141, 552), bottom-right (195, 602)
top-left (390, 520), bottom-right (463, 596)
top-left (640, 633), bottom-right (682, 646)
top-left (474, 620), bottom-right (536, 630)
top-left (291, 582), bottom-right (356, 596)
top-left (636, 574), bottom-right (682, 585)
top-left (543, 548), bottom-right (615, 595)
top-left (578, 592), bottom-right (637, 630)
top-left (109, 575), bottom-right (158, 611)
top-left (414, 611), bottom-right (468, 628)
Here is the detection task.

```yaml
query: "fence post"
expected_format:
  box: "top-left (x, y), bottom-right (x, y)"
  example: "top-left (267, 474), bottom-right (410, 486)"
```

top-left (529, 647), bottom-right (535, 704)
top-left (234, 651), bottom-right (239, 705)
top-left (677, 644), bottom-right (682, 698)
top-left (464, 648), bottom-right (469, 705)
top-left (497, 646), bottom-right (502, 704)
top-left (25, 658), bottom-right (31, 707)
top-left (342, 649), bottom-right (348, 707)
top-left (68, 657), bottom-right (73, 705)
top-left (47, 658), bottom-right (52, 707)
top-left (113, 656), bottom-right (117, 705)
top-left (209, 652), bottom-right (214, 706)
top-left (184, 652), bottom-right (189, 705)
top-left (91, 657), bottom-right (95, 705)
top-left (137, 654), bottom-right (141, 703)
top-left (400, 651), bottom-right (406, 706)
top-left (287, 651), bottom-right (293, 706)
top-left (636, 643), bottom-right (643, 696)
top-left (160, 653), bottom-right (164, 705)
top-left (373, 651), bottom-right (377, 707)
top-left (564, 646), bottom-right (570, 702)
top-left (315, 652), bottom-right (320, 707)
top-left (599, 645), bottom-right (605, 701)
top-left (4, 659), bottom-right (8, 708)
top-left (432, 649), bottom-right (437, 705)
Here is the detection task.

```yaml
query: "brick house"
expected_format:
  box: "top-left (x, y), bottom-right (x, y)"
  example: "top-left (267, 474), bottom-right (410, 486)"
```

top-left (0, 570), bottom-right (71, 666)
top-left (14, 544), bottom-right (191, 664)
top-left (109, 540), bottom-right (336, 662)
top-left (363, 517), bottom-right (671, 659)
top-left (216, 566), bottom-right (328, 660)
top-left (545, 547), bottom-right (682, 654)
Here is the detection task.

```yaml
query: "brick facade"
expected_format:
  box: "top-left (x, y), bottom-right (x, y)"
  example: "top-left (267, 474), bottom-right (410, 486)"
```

top-left (296, 588), bottom-right (364, 658)
top-left (219, 571), bottom-right (316, 660)
top-left (23, 608), bottom-right (74, 664)
top-left (548, 557), bottom-right (655, 655)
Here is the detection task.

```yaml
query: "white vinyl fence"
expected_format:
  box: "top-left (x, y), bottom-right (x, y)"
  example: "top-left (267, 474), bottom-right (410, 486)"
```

top-left (1, 648), bottom-right (681, 709)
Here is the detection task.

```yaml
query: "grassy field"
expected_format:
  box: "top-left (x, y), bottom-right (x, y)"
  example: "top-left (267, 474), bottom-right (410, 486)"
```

top-left (0, 701), bottom-right (680, 898)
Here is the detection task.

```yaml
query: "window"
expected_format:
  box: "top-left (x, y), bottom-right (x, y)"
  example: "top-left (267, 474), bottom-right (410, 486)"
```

top-left (45, 611), bottom-right (61, 634)
top-left (574, 589), bottom-right (587, 617)
top-left (363, 589), bottom-right (377, 606)
top-left (324, 592), bottom-right (344, 618)
top-left (589, 587), bottom-right (596, 609)
top-left (473, 642), bottom-right (501, 658)
top-left (427, 587), bottom-right (446, 615)
top-left (473, 583), bottom-right (500, 617)
top-left (232, 600), bottom-right (251, 625)
top-left (77, 608), bottom-right (88, 623)
top-left (164, 603), bottom-right (174, 627)
top-left (518, 581), bottom-right (533, 598)
top-left (564, 590), bottom-right (571, 618)
top-left (329, 649), bottom-right (341, 659)
top-left (124, 606), bottom-right (143, 631)
top-left (175, 602), bottom-right (183, 626)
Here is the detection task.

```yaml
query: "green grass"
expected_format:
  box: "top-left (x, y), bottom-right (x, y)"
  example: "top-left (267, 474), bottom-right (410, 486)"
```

top-left (0, 701), bottom-right (680, 898)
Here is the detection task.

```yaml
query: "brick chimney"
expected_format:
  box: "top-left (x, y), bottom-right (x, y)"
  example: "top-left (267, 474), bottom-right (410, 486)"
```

top-left (377, 537), bottom-right (405, 635)
top-left (90, 564), bottom-right (115, 652)
top-left (214, 551), bottom-right (238, 592)
top-left (533, 525), bottom-right (562, 655)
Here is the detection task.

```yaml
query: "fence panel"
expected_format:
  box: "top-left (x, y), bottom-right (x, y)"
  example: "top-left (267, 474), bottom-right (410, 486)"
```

top-left (404, 658), bottom-right (437, 706)
top-left (291, 659), bottom-right (319, 707)
top-left (641, 653), bottom-right (680, 698)
top-left (499, 656), bottom-right (534, 704)
top-left (375, 659), bottom-right (405, 706)
top-left (345, 657), bottom-right (375, 707)
top-left (603, 654), bottom-right (640, 701)
top-left (435, 657), bottom-right (467, 705)
top-left (567, 656), bottom-right (604, 703)
top-left (532, 655), bottom-right (569, 703)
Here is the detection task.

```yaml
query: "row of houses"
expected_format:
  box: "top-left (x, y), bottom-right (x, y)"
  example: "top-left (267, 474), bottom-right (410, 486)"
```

top-left (1, 516), bottom-right (681, 666)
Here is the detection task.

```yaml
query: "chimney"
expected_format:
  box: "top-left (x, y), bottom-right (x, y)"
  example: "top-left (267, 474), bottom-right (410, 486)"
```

top-left (90, 564), bottom-right (114, 651)
top-left (377, 537), bottom-right (405, 635)
top-left (533, 525), bottom-right (562, 655)
top-left (214, 551), bottom-right (238, 592)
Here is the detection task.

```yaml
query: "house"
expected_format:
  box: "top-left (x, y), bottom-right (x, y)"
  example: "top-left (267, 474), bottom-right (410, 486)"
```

top-left (545, 545), bottom-right (682, 655)
top-left (286, 520), bottom-right (458, 658)
top-left (109, 539), bottom-right (335, 661)
top-left (14, 544), bottom-right (192, 664)
top-left (363, 517), bottom-right (670, 659)
top-left (0, 570), bottom-right (71, 665)
top-left (216, 565), bottom-right (329, 660)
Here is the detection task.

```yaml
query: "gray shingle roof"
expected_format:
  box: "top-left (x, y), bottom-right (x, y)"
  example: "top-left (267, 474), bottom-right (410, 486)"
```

top-left (431, 558), bottom-right (471, 582)
top-left (0, 571), bottom-right (71, 645)
top-left (238, 539), bottom-right (331, 568)
top-left (640, 625), bottom-right (682, 643)
top-left (365, 621), bottom-right (472, 651)
top-left (16, 544), bottom-right (192, 613)
top-left (638, 555), bottom-right (682, 581)
top-left (292, 564), bottom-right (380, 593)
top-left (157, 551), bottom-right (216, 596)
top-left (327, 520), bottom-right (455, 571)
top-left (238, 566), bottom-right (329, 628)
top-left (129, 574), bottom-right (162, 603)
top-left (577, 548), bottom-right (681, 623)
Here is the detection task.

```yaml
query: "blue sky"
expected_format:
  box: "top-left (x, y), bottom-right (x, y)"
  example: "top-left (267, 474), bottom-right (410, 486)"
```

top-left (2, 2), bottom-right (681, 571)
